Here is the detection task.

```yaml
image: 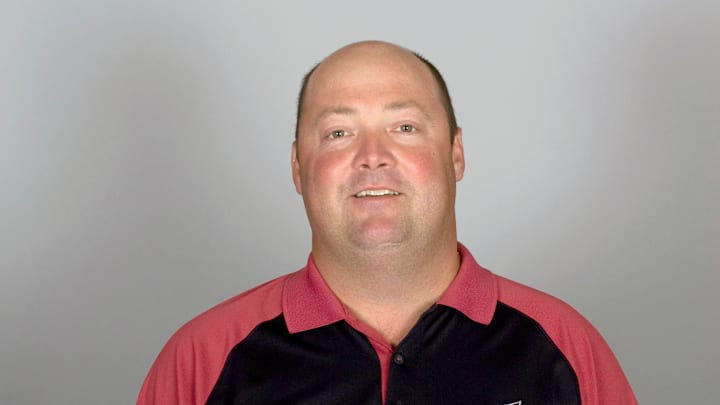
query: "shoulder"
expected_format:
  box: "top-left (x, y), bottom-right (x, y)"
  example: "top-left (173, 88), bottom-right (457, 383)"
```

top-left (137, 273), bottom-right (290, 405)
top-left (495, 274), bottom-right (612, 367)
top-left (495, 275), bottom-right (594, 338)
top-left (494, 274), bottom-right (637, 405)
top-left (174, 273), bottom-right (287, 344)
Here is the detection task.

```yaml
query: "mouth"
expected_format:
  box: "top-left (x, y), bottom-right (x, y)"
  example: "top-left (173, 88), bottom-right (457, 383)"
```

top-left (354, 189), bottom-right (401, 198)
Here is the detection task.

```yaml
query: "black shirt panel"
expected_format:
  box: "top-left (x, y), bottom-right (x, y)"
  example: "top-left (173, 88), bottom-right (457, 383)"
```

top-left (206, 314), bottom-right (382, 405)
top-left (386, 303), bottom-right (581, 404)
top-left (207, 304), bottom-right (580, 405)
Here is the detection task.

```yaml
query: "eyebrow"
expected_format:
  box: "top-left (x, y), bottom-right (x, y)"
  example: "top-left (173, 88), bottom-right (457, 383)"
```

top-left (382, 100), bottom-right (432, 120)
top-left (313, 106), bottom-right (357, 127)
top-left (312, 100), bottom-right (432, 127)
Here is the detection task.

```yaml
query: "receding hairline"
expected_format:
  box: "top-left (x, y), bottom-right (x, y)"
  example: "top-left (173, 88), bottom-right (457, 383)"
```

top-left (294, 43), bottom-right (458, 141)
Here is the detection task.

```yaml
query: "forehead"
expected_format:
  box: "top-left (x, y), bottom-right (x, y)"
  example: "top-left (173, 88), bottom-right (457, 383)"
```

top-left (303, 44), bottom-right (441, 112)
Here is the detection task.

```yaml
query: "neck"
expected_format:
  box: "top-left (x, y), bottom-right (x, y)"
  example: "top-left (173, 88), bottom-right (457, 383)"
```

top-left (312, 238), bottom-right (460, 346)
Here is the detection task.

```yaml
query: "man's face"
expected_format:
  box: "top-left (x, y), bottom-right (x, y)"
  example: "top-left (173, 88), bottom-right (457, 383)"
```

top-left (292, 43), bottom-right (465, 254)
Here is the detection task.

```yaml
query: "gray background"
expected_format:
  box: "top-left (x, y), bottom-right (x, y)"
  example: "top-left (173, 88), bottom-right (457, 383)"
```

top-left (2, 1), bottom-right (718, 404)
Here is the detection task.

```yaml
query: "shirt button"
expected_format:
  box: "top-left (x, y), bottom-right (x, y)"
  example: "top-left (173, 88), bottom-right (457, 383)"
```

top-left (393, 353), bottom-right (405, 365)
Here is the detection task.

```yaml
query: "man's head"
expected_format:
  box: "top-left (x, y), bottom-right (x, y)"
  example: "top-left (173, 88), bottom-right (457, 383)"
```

top-left (291, 41), bottom-right (465, 256)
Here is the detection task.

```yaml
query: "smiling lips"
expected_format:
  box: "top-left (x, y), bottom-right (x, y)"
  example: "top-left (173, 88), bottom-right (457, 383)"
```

top-left (354, 189), bottom-right (400, 198)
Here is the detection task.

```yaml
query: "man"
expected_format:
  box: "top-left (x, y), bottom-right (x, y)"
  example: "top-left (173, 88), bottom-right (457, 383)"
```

top-left (138, 41), bottom-right (637, 404)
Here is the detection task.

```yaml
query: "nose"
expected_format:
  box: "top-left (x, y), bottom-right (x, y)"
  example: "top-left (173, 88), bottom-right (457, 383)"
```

top-left (353, 130), bottom-right (396, 170)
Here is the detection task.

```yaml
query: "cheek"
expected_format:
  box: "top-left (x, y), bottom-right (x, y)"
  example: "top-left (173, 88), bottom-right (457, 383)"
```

top-left (302, 151), bottom-right (349, 193)
top-left (403, 149), bottom-right (447, 184)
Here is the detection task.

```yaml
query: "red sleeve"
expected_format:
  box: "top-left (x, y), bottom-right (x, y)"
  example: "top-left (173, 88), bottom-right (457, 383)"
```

top-left (136, 277), bottom-right (285, 405)
top-left (497, 276), bottom-right (638, 405)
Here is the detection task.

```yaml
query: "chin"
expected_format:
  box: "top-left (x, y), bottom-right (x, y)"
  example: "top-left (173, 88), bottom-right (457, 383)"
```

top-left (348, 229), bottom-right (408, 250)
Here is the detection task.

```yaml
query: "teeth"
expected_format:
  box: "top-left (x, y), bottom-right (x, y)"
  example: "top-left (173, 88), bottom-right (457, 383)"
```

top-left (355, 189), bottom-right (400, 198)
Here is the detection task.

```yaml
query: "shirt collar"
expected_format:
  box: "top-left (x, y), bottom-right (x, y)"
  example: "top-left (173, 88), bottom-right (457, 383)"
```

top-left (282, 254), bottom-right (346, 334)
top-left (437, 242), bottom-right (497, 325)
top-left (282, 242), bottom-right (498, 334)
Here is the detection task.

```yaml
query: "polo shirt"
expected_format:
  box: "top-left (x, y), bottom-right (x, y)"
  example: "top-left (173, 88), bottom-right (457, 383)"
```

top-left (137, 243), bottom-right (637, 404)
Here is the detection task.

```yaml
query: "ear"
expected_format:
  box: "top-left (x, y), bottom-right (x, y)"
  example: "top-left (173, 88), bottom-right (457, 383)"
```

top-left (291, 141), bottom-right (303, 195)
top-left (452, 128), bottom-right (465, 181)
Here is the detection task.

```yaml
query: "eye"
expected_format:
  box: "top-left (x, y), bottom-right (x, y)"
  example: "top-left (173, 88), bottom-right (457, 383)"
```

top-left (328, 129), bottom-right (347, 139)
top-left (397, 124), bottom-right (416, 133)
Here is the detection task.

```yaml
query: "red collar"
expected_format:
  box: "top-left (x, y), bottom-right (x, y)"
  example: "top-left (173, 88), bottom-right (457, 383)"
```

top-left (282, 242), bottom-right (498, 334)
top-left (437, 243), bottom-right (497, 325)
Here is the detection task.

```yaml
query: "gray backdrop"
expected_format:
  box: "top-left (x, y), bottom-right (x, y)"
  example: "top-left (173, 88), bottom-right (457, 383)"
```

top-left (2, 1), bottom-right (718, 404)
